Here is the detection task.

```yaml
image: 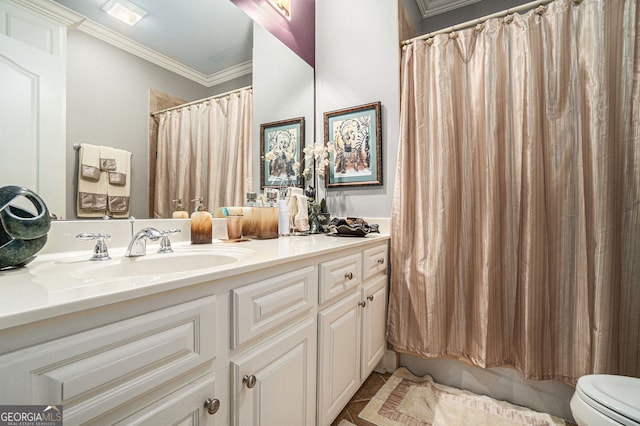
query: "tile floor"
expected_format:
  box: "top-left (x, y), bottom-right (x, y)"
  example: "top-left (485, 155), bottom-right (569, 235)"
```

top-left (330, 371), bottom-right (392, 426)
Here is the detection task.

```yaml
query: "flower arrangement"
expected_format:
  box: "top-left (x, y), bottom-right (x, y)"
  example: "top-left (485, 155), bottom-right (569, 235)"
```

top-left (302, 142), bottom-right (335, 233)
top-left (302, 142), bottom-right (334, 181)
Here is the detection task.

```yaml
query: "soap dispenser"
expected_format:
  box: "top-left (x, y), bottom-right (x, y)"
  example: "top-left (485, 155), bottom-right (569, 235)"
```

top-left (255, 189), bottom-right (279, 239)
top-left (190, 197), bottom-right (212, 244)
top-left (242, 191), bottom-right (258, 238)
top-left (172, 199), bottom-right (189, 219)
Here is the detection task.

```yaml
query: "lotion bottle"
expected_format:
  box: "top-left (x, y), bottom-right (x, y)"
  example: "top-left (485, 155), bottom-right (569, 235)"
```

top-left (190, 197), bottom-right (212, 244)
top-left (172, 199), bottom-right (189, 219)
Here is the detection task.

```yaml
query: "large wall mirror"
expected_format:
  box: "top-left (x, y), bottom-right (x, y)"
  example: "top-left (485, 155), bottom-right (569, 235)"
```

top-left (0, 0), bottom-right (314, 220)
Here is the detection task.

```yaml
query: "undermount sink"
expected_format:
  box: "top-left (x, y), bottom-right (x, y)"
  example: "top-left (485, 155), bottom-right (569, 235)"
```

top-left (29, 245), bottom-right (254, 286)
top-left (73, 252), bottom-right (238, 279)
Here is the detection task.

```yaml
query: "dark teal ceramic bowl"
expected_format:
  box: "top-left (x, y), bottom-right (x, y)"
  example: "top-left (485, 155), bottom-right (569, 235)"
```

top-left (0, 186), bottom-right (51, 269)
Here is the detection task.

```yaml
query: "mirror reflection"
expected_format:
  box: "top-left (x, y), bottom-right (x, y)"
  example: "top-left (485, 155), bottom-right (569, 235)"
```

top-left (0, 0), bottom-right (314, 220)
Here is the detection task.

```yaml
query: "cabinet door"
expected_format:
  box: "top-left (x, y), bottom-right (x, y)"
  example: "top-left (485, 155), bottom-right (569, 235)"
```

top-left (231, 318), bottom-right (316, 426)
top-left (361, 275), bottom-right (387, 379)
top-left (317, 290), bottom-right (362, 426)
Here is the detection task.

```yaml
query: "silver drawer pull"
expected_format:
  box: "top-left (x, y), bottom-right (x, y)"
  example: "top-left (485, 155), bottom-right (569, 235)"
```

top-left (358, 300), bottom-right (366, 308)
top-left (243, 374), bottom-right (257, 388)
top-left (377, 258), bottom-right (385, 265)
top-left (344, 272), bottom-right (354, 280)
top-left (367, 295), bottom-right (374, 301)
top-left (204, 398), bottom-right (220, 415)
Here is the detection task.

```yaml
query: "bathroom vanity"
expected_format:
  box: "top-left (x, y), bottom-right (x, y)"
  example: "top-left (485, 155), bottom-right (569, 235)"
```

top-left (0, 229), bottom-right (389, 426)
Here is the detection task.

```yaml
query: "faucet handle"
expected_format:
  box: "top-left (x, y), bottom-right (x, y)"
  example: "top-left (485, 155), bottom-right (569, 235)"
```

top-left (76, 233), bottom-right (112, 261)
top-left (158, 229), bottom-right (181, 253)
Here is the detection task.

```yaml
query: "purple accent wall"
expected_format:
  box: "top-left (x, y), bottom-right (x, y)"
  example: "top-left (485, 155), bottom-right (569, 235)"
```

top-left (231, 0), bottom-right (315, 67)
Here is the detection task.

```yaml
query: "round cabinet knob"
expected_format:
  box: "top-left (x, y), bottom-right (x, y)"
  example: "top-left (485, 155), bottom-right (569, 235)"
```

top-left (204, 398), bottom-right (220, 415)
top-left (358, 300), bottom-right (367, 308)
top-left (345, 272), bottom-right (354, 280)
top-left (367, 295), bottom-right (374, 301)
top-left (377, 258), bottom-right (385, 264)
top-left (243, 374), bottom-right (257, 388)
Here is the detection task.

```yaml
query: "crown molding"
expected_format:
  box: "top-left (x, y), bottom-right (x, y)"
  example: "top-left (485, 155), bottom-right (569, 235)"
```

top-left (415, 0), bottom-right (481, 18)
top-left (11, 0), bottom-right (251, 87)
top-left (10, 0), bottom-right (79, 26)
top-left (204, 60), bottom-right (253, 86)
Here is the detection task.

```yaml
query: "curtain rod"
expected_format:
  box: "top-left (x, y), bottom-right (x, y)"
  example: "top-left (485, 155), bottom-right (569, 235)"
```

top-left (151, 85), bottom-right (252, 116)
top-left (402, 0), bottom-right (568, 46)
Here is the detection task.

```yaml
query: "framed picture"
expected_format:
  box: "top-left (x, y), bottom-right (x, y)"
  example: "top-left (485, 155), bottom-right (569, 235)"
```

top-left (323, 102), bottom-right (382, 187)
top-left (260, 117), bottom-right (304, 188)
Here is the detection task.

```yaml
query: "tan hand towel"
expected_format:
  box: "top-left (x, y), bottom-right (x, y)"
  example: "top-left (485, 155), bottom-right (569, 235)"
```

top-left (77, 144), bottom-right (108, 217)
top-left (105, 147), bottom-right (132, 217)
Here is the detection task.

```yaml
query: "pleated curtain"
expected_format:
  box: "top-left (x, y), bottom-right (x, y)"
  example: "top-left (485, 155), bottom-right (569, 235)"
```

top-left (154, 88), bottom-right (253, 217)
top-left (387, 0), bottom-right (640, 382)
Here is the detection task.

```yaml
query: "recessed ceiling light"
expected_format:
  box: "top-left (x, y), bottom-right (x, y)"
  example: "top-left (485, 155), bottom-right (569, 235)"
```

top-left (102, 0), bottom-right (148, 25)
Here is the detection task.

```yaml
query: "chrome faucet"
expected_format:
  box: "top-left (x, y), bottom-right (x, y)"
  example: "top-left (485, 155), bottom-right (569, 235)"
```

top-left (158, 229), bottom-right (181, 253)
top-left (76, 232), bottom-right (111, 261)
top-left (125, 227), bottom-right (162, 257)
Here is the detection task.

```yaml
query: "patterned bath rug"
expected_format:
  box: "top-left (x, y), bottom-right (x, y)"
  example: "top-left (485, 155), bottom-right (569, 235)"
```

top-left (359, 367), bottom-right (565, 426)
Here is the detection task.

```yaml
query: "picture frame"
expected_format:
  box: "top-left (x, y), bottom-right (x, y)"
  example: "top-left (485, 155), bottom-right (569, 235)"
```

top-left (260, 117), bottom-right (304, 188)
top-left (323, 102), bottom-right (382, 187)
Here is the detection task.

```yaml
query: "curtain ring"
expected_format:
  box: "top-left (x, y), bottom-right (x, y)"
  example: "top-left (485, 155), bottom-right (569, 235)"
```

top-left (474, 23), bottom-right (485, 32)
top-left (573, 0), bottom-right (583, 4)
top-left (503, 14), bottom-right (514, 24)
top-left (426, 37), bottom-right (434, 46)
top-left (535, 5), bottom-right (546, 15)
top-left (449, 31), bottom-right (458, 40)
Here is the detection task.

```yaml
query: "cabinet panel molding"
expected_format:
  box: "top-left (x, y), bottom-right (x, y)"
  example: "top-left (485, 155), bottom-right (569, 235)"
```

top-left (361, 274), bottom-right (388, 378)
top-left (317, 290), bottom-right (361, 425)
top-left (0, 296), bottom-right (216, 424)
top-left (319, 253), bottom-right (362, 305)
top-left (231, 317), bottom-right (316, 426)
top-left (363, 243), bottom-right (389, 280)
top-left (231, 265), bottom-right (316, 348)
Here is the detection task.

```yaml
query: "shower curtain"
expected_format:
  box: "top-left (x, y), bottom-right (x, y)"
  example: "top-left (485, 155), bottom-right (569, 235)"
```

top-left (387, 0), bottom-right (639, 383)
top-left (154, 88), bottom-right (252, 217)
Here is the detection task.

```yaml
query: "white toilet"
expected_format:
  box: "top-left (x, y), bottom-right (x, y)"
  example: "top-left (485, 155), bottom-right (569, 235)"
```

top-left (571, 374), bottom-right (640, 425)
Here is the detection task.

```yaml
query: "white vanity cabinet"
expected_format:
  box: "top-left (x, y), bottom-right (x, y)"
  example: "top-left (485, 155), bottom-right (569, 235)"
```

top-left (0, 295), bottom-right (222, 425)
top-left (0, 234), bottom-right (390, 426)
top-left (317, 241), bottom-right (389, 426)
top-left (360, 244), bottom-right (389, 378)
top-left (229, 266), bottom-right (318, 426)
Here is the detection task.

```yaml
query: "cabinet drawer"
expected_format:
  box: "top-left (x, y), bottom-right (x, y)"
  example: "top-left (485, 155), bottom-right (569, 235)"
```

top-left (363, 243), bottom-right (388, 280)
top-left (319, 253), bottom-right (361, 304)
top-left (231, 266), bottom-right (315, 348)
top-left (0, 297), bottom-right (216, 424)
top-left (114, 373), bottom-right (219, 426)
